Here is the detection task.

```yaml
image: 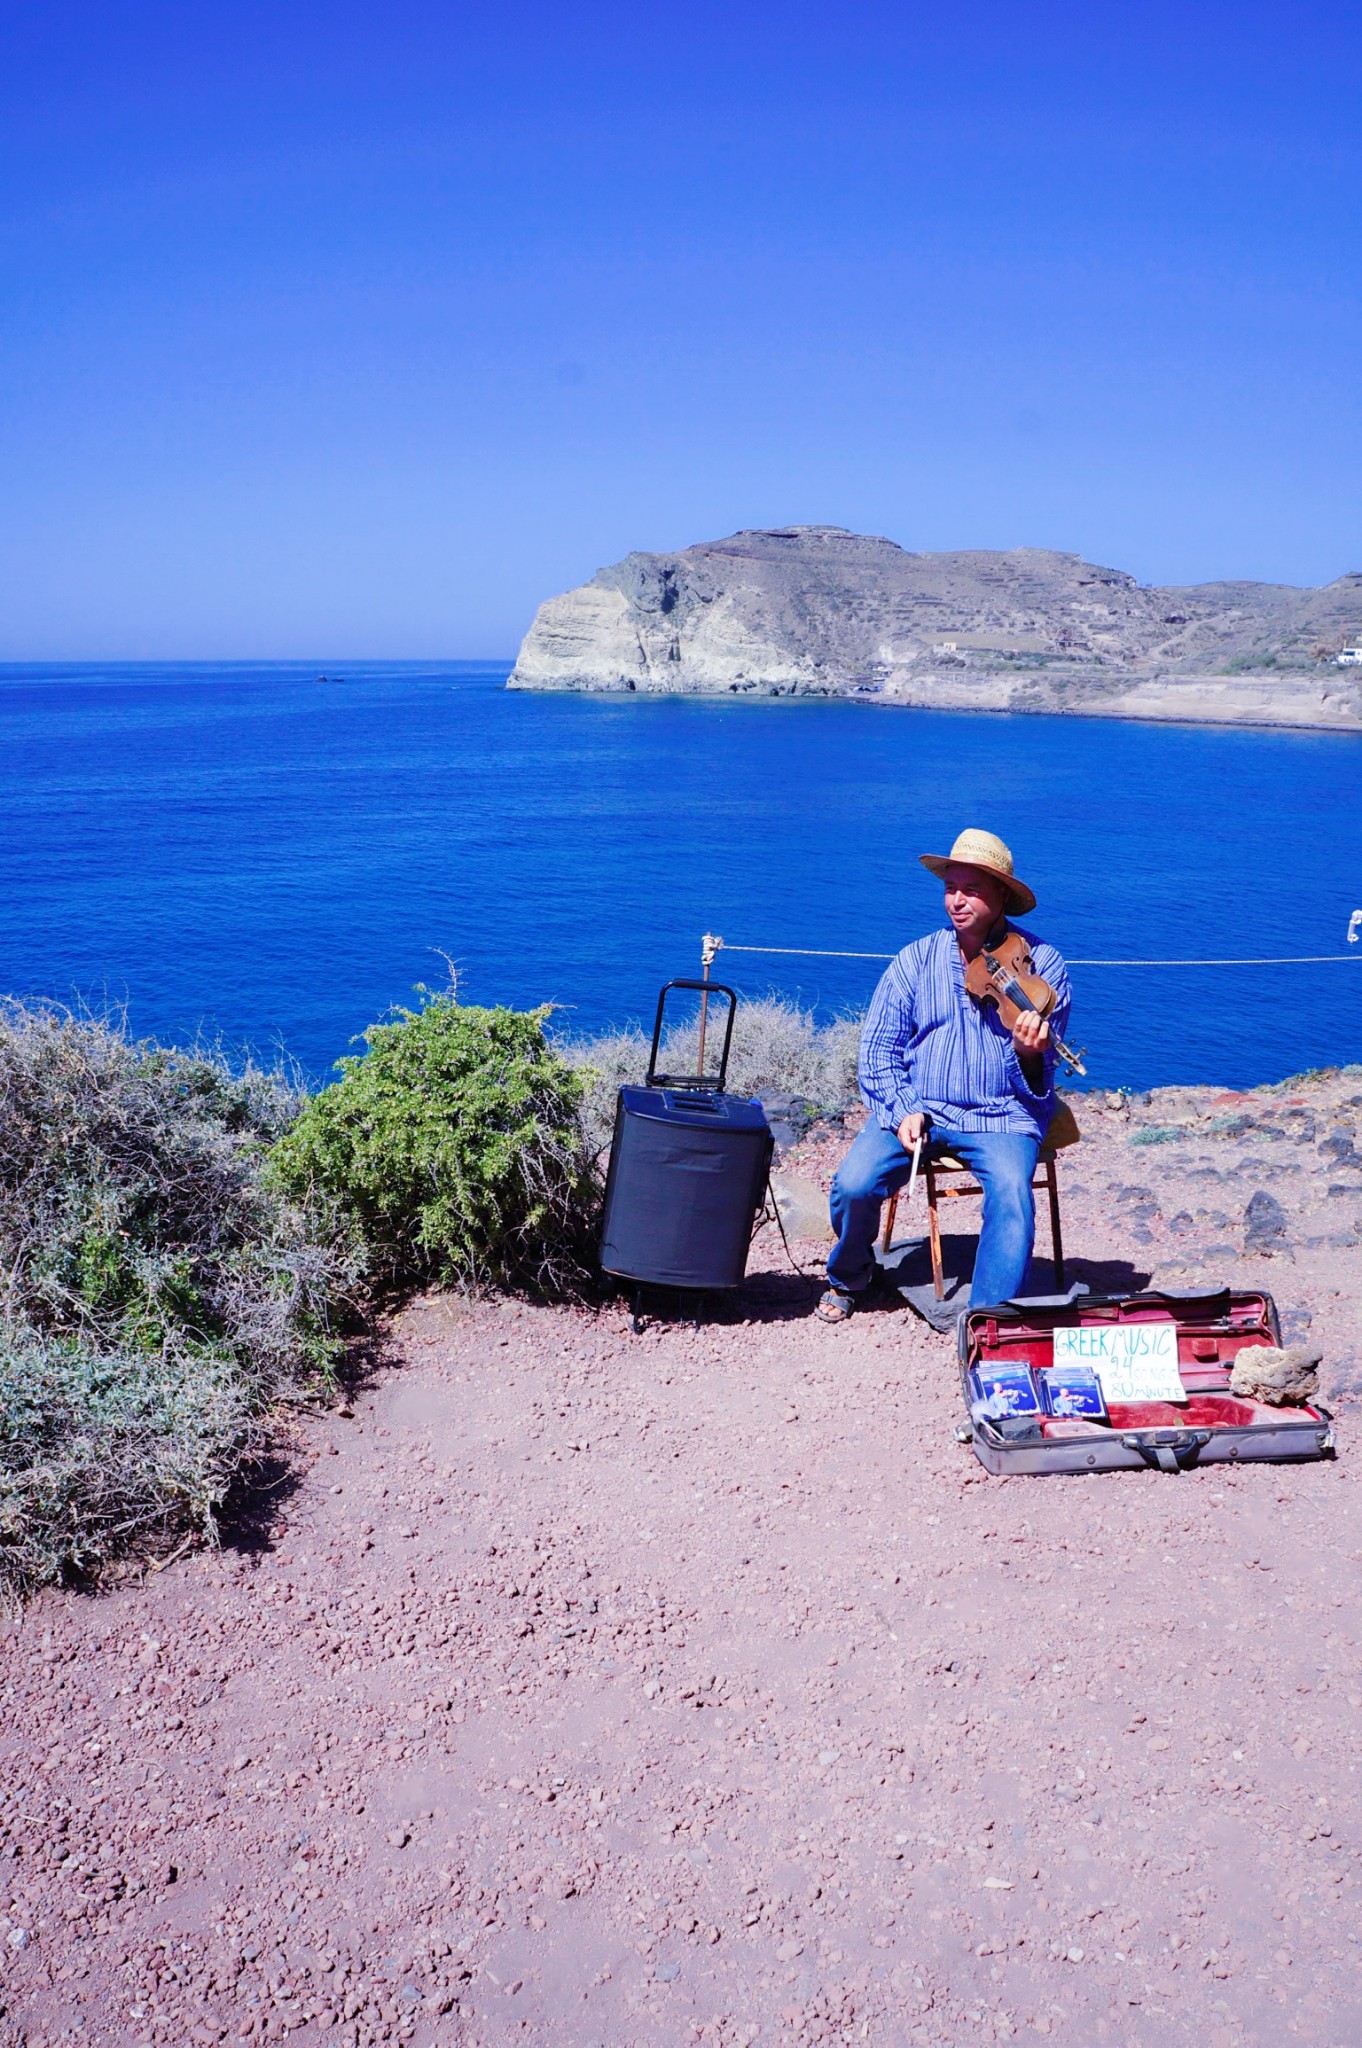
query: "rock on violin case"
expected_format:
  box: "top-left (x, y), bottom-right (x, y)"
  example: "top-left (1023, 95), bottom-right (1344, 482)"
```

top-left (958, 1288), bottom-right (1335, 1476)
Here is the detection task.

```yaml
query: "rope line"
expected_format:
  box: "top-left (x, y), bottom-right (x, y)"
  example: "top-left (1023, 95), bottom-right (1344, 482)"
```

top-left (711, 941), bottom-right (1361, 968)
top-left (1069, 956), bottom-right (1358, 967)
top-left (716, 944), bottom-right (894, 960)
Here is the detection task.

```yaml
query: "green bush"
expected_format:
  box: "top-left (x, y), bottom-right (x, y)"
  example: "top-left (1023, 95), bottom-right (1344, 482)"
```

top-left (271, 991), bottom-right (598, 1297)
top-left (0, 1003), bottom-right (355, 1599)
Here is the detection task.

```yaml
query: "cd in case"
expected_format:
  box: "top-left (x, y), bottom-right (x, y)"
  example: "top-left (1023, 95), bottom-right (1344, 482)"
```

top-left (1040, 1361), bottom-right (1108, 1421)
top-left (968, 1364), bottom-right (1042, 1420)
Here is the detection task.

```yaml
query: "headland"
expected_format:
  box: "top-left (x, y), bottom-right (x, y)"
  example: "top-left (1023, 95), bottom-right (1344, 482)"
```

top-left (509, 526), bottom-right (1362, 732)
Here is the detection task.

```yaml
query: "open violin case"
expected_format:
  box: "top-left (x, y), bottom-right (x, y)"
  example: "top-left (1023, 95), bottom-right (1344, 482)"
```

top-left (958, 1288), bottom-right (1335, 1475)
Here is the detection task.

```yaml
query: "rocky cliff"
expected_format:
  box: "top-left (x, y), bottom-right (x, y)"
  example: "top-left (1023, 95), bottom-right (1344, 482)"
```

top-left (508, 527), bottom-right (1362, 731)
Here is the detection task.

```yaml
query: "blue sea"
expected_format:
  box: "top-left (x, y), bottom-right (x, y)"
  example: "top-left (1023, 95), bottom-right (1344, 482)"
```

top-left (1, 660), bottom-right (1359, 1093)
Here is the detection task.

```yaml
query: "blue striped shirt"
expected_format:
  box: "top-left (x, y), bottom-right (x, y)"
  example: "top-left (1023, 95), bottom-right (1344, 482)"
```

top-left (858, 924), bottom-right (1072, 1139)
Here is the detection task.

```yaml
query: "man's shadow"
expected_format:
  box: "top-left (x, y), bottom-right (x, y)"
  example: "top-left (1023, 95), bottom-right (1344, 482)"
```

top-left (876, 1229), bottom-right (1152, 1331)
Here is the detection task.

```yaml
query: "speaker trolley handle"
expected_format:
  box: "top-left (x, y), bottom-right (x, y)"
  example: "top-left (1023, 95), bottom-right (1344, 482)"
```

top-left (645, 979), bottom-right (739, 1091)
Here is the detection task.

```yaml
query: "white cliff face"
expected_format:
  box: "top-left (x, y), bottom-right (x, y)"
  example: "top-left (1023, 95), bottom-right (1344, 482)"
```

top-left (516, 582), bottom-right (643, 691)
top-left (510, 551), bottom-right (811, 693)
top-left (508, 526), bottom-right (1362, 730)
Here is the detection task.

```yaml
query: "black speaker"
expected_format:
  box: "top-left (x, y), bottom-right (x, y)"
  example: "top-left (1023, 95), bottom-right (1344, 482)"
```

top-left (599, 981), bottom-right (773, 1292)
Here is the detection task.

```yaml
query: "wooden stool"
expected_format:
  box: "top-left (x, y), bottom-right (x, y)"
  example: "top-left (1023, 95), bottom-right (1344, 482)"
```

top-left (881, 1103), bottom-right (1081, 1300)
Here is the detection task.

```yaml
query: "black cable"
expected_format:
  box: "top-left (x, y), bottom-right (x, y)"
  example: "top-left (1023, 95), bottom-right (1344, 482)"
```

top-left (762, 1170), bottom-right (823, 1286)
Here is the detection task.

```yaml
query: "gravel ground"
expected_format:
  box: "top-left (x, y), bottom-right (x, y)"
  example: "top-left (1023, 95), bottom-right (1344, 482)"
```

top-left (3, 1077), bottom-right (1361, 2048)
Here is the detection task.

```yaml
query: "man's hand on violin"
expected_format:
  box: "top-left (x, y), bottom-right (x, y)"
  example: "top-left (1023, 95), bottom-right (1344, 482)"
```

top-left (1012, 1011), bottom-right (1049, 1056)
top-left (1012, 1009), bottom-right (1049, 1084)
top-left (896, 1112), bottom-right (926, 1150)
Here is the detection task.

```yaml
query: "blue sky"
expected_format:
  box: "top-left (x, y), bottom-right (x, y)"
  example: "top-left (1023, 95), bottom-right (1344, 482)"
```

top-left (1, 0), bottom-right (1358, 656)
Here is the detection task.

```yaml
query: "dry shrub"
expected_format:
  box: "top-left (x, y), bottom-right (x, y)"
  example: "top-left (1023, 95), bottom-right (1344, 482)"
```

top-left (563, 997), bottom-right (864, 1154)
top-left (0, 1332), bottom-right (254, 1595)
top-left (563, 1026), bottom-right (651, 1156)
top-left (0, 1003), bottom-right (355, 1599)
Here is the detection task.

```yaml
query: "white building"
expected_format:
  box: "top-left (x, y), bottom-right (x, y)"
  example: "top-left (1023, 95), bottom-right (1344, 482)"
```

top-left (1337, 643), bottom-right (1362, 666)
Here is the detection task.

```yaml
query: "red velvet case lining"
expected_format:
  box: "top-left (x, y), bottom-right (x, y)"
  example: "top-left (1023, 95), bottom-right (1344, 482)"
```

top-left (970, 1298), bottom-right (1323, 1434)
top-left (1039, 1394), bottom-right (1314, 1438)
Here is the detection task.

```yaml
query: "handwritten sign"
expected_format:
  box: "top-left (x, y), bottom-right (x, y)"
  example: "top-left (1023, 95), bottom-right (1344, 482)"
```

top-left (1052, 1321), bottom-right (1186, 1404)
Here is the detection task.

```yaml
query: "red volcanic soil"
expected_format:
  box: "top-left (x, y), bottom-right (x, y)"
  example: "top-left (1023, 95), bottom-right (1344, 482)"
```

top-left (3, 1080), bottom-right (1362, 2047)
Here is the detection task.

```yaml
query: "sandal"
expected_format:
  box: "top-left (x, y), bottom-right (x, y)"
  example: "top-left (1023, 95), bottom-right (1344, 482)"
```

top-left (816, 1288), bottom-right (855, 1324)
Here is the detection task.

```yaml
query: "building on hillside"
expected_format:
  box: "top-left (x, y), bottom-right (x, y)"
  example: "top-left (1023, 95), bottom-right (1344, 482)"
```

top-left (1337, 642), bottom-right (1362, 666)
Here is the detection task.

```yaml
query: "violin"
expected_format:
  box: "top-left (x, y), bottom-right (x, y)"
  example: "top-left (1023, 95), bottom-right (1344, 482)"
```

top-left (963, 928), bottom-right (1088, 1078)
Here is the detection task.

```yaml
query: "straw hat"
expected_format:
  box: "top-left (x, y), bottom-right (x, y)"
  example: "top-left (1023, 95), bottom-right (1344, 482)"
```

top-left (919, 828), bottom-right (1037, 916)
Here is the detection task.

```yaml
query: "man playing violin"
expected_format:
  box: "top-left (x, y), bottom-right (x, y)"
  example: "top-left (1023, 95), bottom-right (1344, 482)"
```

top-left (817, 828), bottom-right (1072, 1321)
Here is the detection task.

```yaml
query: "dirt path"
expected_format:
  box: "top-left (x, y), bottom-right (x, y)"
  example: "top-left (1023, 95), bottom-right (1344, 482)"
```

top-left (3, 1083), bottom-right (1362, 2047)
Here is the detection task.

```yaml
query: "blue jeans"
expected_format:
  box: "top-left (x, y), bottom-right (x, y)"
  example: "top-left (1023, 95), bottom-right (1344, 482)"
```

top-left (826, 1119), bottom-right (1041, 1307)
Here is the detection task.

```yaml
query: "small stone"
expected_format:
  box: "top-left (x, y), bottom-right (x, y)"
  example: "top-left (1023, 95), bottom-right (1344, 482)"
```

top-left (1244, 1190), bottom-right (1288, 1250)
top-left (770, 1173), bottom-right (833, 1242)
top-left (386, 1828), bottom-right (410, 1848)
top-left (759, 1093), bottom-right (817, 1154)
top-left (1229, 1344), bottom-right (1322, 1406)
